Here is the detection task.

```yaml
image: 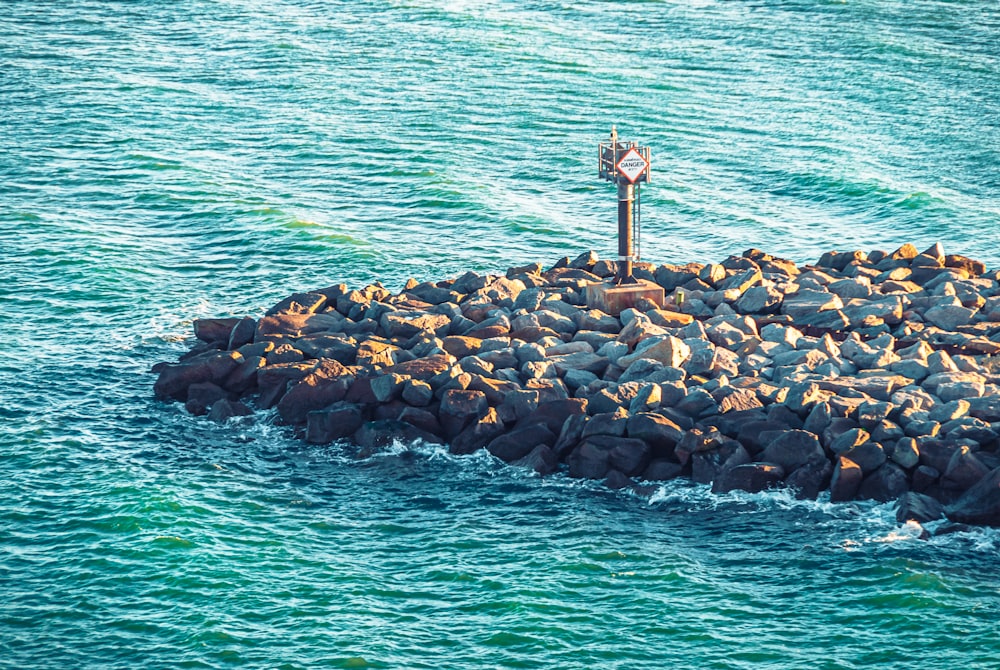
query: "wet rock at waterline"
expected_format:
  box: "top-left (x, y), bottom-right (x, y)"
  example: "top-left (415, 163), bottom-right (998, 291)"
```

top-left (155, 245), bottom-right (1000, 526)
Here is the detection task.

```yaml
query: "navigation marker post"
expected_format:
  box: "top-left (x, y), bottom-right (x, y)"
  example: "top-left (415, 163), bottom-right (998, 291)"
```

top-left (587, 127), bottom-right (664, 315)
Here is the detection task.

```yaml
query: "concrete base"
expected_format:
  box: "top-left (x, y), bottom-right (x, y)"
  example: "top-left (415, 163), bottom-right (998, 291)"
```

top-left (586, 279), bottom-right (664, 316)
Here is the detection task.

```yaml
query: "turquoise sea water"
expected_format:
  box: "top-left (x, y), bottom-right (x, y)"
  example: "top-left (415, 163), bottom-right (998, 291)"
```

top-left (3, 1), bottom-right (1000, 668)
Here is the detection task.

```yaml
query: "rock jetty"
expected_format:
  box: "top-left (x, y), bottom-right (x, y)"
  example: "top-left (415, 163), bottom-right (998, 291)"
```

top-left (153, 244), bottom-right (1000, 528)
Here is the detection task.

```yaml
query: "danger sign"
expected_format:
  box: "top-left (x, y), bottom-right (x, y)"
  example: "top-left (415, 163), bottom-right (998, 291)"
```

top-left (616, 148), bottom-right (649, 183)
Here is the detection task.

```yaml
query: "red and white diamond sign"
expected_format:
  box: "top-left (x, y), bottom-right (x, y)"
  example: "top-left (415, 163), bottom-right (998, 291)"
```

top-left (616, 147), bottom-right (648, 183)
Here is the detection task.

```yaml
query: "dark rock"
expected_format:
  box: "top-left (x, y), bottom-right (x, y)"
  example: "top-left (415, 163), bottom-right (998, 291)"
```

top-left (917, 439), bottom-right (960, 474)
top-left (305, 402), bottom-right (364, 444)
top-left (693, 442), bottom-right (749, 485)
top-left (712, 462), bottom-right (785, 494)
top-left (912, 465), bottom-right (940, 493)
top-left (344, 376), bottom-right (379, 405)
top-left (675, 387), bottom-right (718, 417)
top-left (206, 398), bottom-right (253, 423)
top-left (830, 456), bottom-right (863, 502)
top-left (608, 438), bottom-right (653, 477)
top-left (582, 409), bottom-right (629, 438)
top-left (184, 382), bottom-right (227, 416)
top-left (714, 387), bottom-right (763, 414)
top-left (674, 427), bottom-right (726, 465)
top-left (296, 334), bottom-right (358, 364)
top-left (401, 379), bottom-right (434, 407)
top-left (354, 419), bottom-right (444, 454)
top-left (487, 423), bottom-right (556, 462)
top-left (736, 420), bottom-right (790, 455)
top-left (857, 462), bottom-right (909, 502)
top-left (945, 467), bottom-right (1000, 526)
top-left (843, 442), bottom-right (887, 475)
top-left (626, 412), bottom-right (684, 456)
top-left (767, 403), bottom-right (805, 429)
top-left (603, 469), bottom-right (633, 491)
top-left (643, 459), bottom-right (684, 481)
top-left (154, 351), bottom-right (244, 401)
top-left (439, 389), bottom-right (489, 439)
top-left (194, 318), bottom-right (240, 343)
top-left (517, 398), bottom-right (588, 435)
top-left (552, 413), bottom-right (589, 460)
top-left (389, 354), bottom-right (453, 382)
top-left (373, 400), bottom-right (408, 421)
top-left (895, 492), bottom-right (946, 524)
top-left (398, 406), bottom-right (445, 439)
top-left (227, 317), bottom-right (257, 350)
top-left (257, 360), bottom-right (319, 409)
top-left (278, 368), bottom-right (352, 424)
top-left (514, 444), bottom-right (559, 475)
top-left (785, 457), bottom-right (833, 500)
top-left (567, 436), bottom-right (618, 479)
top-left (497, 389), bottom-right (540, 423)
top-left (760, 430), bottom-right (825, 472)
top-left (941, 446), bottom-right (990, 491)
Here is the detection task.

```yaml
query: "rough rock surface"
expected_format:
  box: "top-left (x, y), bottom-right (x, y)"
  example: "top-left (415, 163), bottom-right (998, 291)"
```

top-left (155, 245), bottom-right (1000, 526)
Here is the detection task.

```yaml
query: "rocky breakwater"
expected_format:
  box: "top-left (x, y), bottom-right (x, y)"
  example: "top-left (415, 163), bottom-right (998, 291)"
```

top-left (153, 244), bottom-right (1000, 529)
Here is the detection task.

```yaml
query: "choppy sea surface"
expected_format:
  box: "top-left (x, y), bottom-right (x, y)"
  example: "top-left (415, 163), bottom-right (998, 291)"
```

top-left (2, 1), bottom-right (1000, 667)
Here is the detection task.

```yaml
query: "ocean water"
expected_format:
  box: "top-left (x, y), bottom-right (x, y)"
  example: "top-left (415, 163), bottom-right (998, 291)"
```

top-left (2, 1), bottom-right (1000, 668)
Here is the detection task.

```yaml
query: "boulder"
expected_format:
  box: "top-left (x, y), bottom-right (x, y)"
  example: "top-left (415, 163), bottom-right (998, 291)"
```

top-left (830, 456), bottom-right (863, 502)
top-left (487, 423), bottom-right (556, 462)
top-left (843, 442), bottom-right (887, 476)
top-left (227, 317), bottom-right (257, 350)
top-left (449, 408), bottom-right (505, 455)
top-left (255, 313), bottom-right (344, 342)
top-left (759, 430), bottom-right (825, 472)
top-left (306, 402), bottom-right (364, 444)
top-left (354, 419), bottom-right (444, 453)
top-left (513, 445), bottom-right (559, 475)
top-left (439, 389), bottom-right (489, 439)
top-left (643, 459), bottom-right (685, 481)
top-left (785, 457), bottom-right (833, 500)
top-left (895, 492), bottom-right (946, 524)
top-left (277, 367), bottom-right (352, 424)
top-left (390, 354), bottom-right (454, 382)
top-left (266, 292), bottom-right (327, 316)
top-left (608, 438), bottom-right (653, 477)
top-left (582, 409), bottom-right (629, 438)
top-left (712, 463), bottom-right (785, 494)
top-left (206, 398), bottom-right (253, 423)
top-left (517, 398), bottom-right (588, 434)
top-left (567, 436), bottom-right (618, 479)
top-left (857, 463), bottom-right (908, 502)
top-left (946, 467), bottom-right (1000, 526)
top-left (154, 351), bottom-right (244, 401)
top-left (194, 317), bottom-right (240, 343)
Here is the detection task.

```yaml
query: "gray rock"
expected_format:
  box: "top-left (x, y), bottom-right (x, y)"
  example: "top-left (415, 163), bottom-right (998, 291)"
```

top-left (923, 304), bottom-right (977, 331)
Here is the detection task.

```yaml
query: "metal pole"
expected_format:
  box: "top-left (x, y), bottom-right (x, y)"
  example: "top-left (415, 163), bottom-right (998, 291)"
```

top-left (616, 180), bottom-right (634, 283)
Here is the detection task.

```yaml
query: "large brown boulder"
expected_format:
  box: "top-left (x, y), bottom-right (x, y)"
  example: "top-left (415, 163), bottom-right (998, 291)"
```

top-left (154, 351), bottom-right (244, 401)
top-left (194, 318), bottom-right (240, 343)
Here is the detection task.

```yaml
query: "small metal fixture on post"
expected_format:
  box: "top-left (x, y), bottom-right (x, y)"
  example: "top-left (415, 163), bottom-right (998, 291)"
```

top-left (598, 126), bottom-right (651, 285)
